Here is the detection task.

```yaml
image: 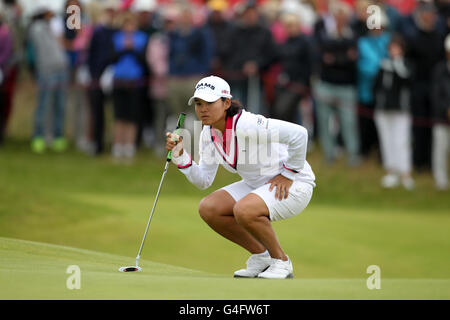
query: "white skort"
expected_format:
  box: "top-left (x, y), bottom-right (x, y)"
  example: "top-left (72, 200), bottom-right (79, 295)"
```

top-left (221, 180), bottom-right (313, 221)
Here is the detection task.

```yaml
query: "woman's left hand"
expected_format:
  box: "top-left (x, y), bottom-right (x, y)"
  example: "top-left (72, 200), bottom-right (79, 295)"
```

top-left (266, 175), bottom-right (293, 201)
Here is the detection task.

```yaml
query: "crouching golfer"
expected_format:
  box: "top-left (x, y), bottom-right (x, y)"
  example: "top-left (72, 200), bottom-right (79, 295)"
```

top-left (166, 76), bottom-right (315, 279)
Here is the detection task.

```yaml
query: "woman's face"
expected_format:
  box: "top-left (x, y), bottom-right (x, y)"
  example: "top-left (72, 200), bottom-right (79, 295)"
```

top-left (194, 98), bottom-right (230, 127)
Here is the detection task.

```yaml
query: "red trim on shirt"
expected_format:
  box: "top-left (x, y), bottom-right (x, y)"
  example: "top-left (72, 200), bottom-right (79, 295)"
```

top-left (223, 115), bottom-right (233, 155)
top-left (283, 164), bottom-right (299, 174)
top-left (210, 109), bottom-right (242, 170)
top-left (177, 153), bottom-right (193, 169)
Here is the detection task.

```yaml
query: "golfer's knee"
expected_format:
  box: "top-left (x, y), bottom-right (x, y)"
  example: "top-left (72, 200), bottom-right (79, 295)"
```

top-left (198, 197), bottom-right (217, 223)
top-left (233, 202), bottom-right (256, 226)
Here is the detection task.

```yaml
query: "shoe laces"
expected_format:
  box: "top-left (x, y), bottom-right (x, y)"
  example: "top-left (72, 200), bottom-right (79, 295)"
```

top-left (246, 254), bottom-right (270, 269)
top-left (267, 259), bottom-right (291, 272)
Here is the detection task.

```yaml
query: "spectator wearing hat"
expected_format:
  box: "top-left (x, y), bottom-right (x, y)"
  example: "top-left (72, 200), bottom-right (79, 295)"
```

top-left (28, 6), bottom-right (69, 153)
top-left (430, 34), bottom-right (450, 191)
top-left (398, 0), bottom-right (447, 171)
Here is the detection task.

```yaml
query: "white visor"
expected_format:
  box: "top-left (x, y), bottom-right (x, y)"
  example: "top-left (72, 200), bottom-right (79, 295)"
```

top-left (188, 76), bottom-right (233, 106)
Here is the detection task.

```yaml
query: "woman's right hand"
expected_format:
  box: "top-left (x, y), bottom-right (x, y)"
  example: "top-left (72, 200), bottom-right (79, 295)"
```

top-left (166, 132), bottom-right (184, 157)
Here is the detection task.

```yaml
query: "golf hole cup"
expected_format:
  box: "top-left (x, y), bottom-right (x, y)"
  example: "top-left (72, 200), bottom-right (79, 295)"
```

top-left (119, 266), bottom-right (142, 273)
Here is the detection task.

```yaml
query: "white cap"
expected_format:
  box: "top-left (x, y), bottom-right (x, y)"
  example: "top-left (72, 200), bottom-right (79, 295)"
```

top-left (131, 0), bottom-right (157, 12)
top-left (188, 76), bottom-right (233, 106)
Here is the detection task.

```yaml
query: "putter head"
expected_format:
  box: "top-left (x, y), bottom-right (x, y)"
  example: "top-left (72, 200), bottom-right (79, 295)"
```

top-left (119, 266), bottom-right (142, 273)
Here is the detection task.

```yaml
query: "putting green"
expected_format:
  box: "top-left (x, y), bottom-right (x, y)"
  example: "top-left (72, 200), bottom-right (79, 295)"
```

top-left (1, 237), bottom-right (449, 300)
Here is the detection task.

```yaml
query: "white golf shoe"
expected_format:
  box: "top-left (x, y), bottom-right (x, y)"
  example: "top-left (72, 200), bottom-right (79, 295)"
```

top-left (381, 174), bottom-right (399, 189)
top-left (234, 252), bottom-right (272, 278)
top-left (257, 258), bottom-right (294, 279)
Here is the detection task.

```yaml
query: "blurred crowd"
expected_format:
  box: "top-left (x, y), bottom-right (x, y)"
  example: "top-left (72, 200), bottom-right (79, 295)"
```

top-left (0, 0), bottom-right (449, 191)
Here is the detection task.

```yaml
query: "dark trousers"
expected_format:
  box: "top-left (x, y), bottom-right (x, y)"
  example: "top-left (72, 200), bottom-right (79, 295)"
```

top-left (87, 85), bottom-right (106, 155)
top-left (358, 102), bottom-right (379, 158)
top-left (136, 85), bottom-right (153, 147)
top-left (410, 82), bottom-right (432, 171)
top-left (270, 86), bottom-right (304, 123)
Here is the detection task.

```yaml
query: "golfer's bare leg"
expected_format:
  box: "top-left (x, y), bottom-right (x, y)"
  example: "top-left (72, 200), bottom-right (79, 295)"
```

top-left (199, 190), bottom-right (266, 254)
top-left (233, 194), bottom-right (288, 261)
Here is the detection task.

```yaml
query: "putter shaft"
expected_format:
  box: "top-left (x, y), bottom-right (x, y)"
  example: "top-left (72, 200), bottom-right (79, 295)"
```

top-left (135, 160), bottom-right (170, 266)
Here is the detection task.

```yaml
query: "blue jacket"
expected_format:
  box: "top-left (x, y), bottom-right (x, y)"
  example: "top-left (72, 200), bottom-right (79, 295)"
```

top-left (168, 26), bottom-right (214, 76)
top-left (113, 31), bottom-right (148, 81)
top-left (357, 32), bottom-right (391, 104)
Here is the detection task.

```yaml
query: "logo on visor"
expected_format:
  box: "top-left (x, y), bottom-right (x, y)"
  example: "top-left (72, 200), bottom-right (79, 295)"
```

top-left (196, 83), bottom-right (216, 90)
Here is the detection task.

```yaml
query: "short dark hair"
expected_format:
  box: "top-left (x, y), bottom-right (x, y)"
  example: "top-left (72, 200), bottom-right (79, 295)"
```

top-left (389, 33), bottom-right (407, 52)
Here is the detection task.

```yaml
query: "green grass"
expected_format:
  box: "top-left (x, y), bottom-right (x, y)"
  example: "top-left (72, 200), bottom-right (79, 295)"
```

top-left (0, 76), bottom-right (449, 299)
top-left (1, 237), bottom-right (449, 300)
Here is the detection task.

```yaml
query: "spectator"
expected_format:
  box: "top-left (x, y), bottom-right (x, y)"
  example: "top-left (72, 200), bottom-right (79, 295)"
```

top-left (60, 0), bottom-right (91, 152)
top-left (373, 34), bottom-right (414, 190)
top-left (221, 0), bottom-right (276, 114)
top-left (270, 12), bottom-right (312, 123)
top-left (133, 0), bottom-right (158, 37)
top-left (0, 10), bottom-right (13, 145)
top-left (430, 34), bottom-right (450, 191)
top-left (357, 10), bottom-right (391, 159)
top-left (86, 0), bottom-right (118, 156)
top-left (205, 0), bottom-right (234, 77)
top-left (132, 0), bottom-right (158, 149)
top-left (28, 6), bottom-right (69, 154)
top-left (398, 1), bottom-right (446, 171)
top-left (111, 12), bottom-right (148, 160)
top-left (313, 0), bottom-right (360, 166)
top-left (146, 15), bottom-right (170, 157)
top-left (259, 0), bottom-right (285, 110)
top-left (350, 0), bottom-right (371, 38)
top-left (279, 0), bottom-right (317, 34)
top-left (166, 4), bottom-right (214, 119)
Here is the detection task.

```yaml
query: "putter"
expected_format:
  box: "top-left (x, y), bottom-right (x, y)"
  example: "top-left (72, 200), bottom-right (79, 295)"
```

top-left (119, 113), bottom-right (187, 273)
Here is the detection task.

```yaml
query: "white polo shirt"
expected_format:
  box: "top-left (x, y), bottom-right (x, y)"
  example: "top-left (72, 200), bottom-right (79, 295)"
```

top-left (172, 110), bottom-right (316, 190)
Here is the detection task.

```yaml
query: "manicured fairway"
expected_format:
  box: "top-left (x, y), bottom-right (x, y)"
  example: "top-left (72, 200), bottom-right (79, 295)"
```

top-left (1, 237), bottom-right (449, 300)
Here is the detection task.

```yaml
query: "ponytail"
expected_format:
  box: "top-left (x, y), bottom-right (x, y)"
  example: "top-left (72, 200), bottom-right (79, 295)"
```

top-left (222, 98), bottom-right (243, 118)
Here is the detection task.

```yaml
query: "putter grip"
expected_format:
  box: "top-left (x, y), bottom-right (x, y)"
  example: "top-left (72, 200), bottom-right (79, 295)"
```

top-left (167, 113), bottom-right (187, 162)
